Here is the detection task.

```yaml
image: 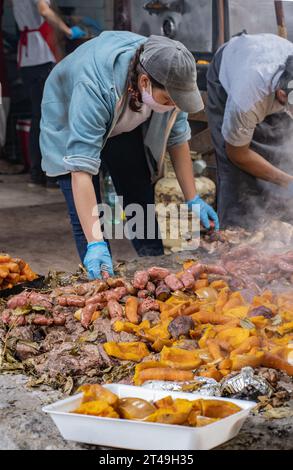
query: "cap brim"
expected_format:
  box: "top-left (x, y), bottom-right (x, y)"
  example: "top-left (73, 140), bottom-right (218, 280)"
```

top-left (167, 86), bottom-right (204, 114)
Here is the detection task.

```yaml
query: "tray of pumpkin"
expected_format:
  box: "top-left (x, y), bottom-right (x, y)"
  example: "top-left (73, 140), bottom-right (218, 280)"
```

top-left (43, 383), bottom-right (255, 450)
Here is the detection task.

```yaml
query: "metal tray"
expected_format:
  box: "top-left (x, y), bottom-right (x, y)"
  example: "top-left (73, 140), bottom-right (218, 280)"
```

top-left (0, 275), bottom-right (46, 298)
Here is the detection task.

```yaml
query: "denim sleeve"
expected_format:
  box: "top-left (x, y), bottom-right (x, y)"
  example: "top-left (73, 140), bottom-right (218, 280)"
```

top-left (167, 111), bottom-right (191, 148)
top-left (63, 81), bottom-right (111, 175)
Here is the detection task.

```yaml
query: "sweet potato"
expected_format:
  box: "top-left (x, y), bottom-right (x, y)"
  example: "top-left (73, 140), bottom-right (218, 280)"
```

top-left (133, 270), bottom-right (149, 290)
top-left (138, 298), bottom-right (160, 315)
top-left (107, 299), bottom-right (123, 319)
top-left (261, 352), bottom-right (293, 376)
top-left (230, 336), bottom-right (260, 356)
top-left (80, 304), bottom-right (97, 328)
top-left (155, 282), bottom-right (171, 301)
top-left (0, 254), bottom-right (11, 263)
top-left (199, 367), bottom-right (223, 382)
top-left (215, 287), bottom-right (230, 314)
top-left (0, 267), bottom-right (9, 278)
top-left (134, 367), bottom-right (194, 386)
top-left (125, 296), bottom-right (139, 324)
top-left (231, 351), bottom-right (264, 371)
top-left (210, 280), bottom-right (229, 290)
top-left (194, 279), bottom-right (209, 290)
top-left (21, 264), bottom-right (37, 282)
top-left (191, 311), bottom-right (232, 325)
top-left (6, 262), bottom-right (20, 273)
top-left (165, 274), bottom-right (184, 291)
top-left (181, 303), bottom-right (200, 316)
top-left (207, 339), bottom-right (224, 361)
top-left (180, 271), bottom-right (195, 289)
top-left (148, 267), bottom-right (170, 280)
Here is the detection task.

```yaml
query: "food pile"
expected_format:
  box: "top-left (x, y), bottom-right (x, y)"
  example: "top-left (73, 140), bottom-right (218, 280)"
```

top-left (109, 265), bottom-right (293, 385)
top-left (73, 383), bottom-right (242, 427)
top-left (1, 258), bottom-right (293, 400)
top-left (0, 253), bottom-right (38, 291)
top-left (210, 245), bottom-right (293, 291)
top-left (200, 221), bottom-right (293, 256)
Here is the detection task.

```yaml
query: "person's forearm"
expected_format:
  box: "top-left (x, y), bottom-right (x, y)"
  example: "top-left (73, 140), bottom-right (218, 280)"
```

top-left (168, 142), bottom-right (197, 201)
top-left (72, 172), bottom-right (103, 244)
top-left (37, 1), bottom-right (72, 37)
top-left (227, 144), bottom-right (293, 187)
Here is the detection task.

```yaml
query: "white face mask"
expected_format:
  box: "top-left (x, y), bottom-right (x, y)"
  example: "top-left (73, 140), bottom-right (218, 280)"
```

top-left (141, 82), bottom-right (175, 114)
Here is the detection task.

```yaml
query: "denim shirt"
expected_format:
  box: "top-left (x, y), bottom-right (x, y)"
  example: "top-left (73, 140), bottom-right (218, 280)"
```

top-left (40, 31), bottom-right (191, 180)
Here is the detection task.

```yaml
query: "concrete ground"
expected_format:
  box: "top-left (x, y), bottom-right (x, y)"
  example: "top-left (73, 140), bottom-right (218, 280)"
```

top-left (1, 374), bottom-right (293, 450)
top-left (1, 172), bottom-right (293, 450)
top-left (0, 173), bottom-right (136, 274)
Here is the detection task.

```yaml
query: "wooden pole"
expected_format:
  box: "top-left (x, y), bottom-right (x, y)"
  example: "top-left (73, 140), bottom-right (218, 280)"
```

top-left (274, 1), bottom-right (288, 39)
top-left (217, 0), bottom-right (225, 46)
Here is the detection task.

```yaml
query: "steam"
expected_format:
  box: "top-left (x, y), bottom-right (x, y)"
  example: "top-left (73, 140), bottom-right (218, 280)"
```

top-left (235, 109), bottom-right (293, 233)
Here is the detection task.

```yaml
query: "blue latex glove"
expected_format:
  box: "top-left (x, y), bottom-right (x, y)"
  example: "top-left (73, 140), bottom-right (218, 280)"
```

top-left (70, 26), bottom-right (86, 40)
top-left (187, 195), bottom-right (220, 231)
top-left (83, 241), bottom-right (114, 280)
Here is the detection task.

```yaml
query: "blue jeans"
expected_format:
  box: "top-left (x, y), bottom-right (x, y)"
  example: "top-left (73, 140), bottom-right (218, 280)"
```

top-left (58, 126), bottom-right (164, 261)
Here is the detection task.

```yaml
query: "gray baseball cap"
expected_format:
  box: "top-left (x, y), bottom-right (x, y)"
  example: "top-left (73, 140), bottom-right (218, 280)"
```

top-left (140, 35), bottom-right (204, 114)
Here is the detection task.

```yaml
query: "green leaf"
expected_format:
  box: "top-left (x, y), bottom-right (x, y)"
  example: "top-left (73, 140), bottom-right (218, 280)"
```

top-left (32, 305), bottom-right (47, 312)
top-left (78, 331), bottom-right (99, 343)
top-left (13, 307), bottom-right (31, 316)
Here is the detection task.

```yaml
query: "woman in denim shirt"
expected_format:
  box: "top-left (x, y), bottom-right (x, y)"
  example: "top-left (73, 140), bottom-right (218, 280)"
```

top-left (41, 31), bottom-right (219, 279)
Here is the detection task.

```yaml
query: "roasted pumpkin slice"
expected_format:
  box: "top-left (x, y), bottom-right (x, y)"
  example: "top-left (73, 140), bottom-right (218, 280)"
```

top-left (103, 342), bottom-right (150, 362)
top-left (77, 384), bottom-right (118, 406)
top-left (200, 399), bottom-right (241, 419)
top-left (160, 346), bottom-right (202, 370)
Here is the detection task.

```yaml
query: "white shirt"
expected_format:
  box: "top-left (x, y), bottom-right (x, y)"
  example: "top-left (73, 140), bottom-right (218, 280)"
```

top-left (12, 0), bottom-right (56, 67)
top-left (219, 33), bottom-right (293, 146)
top-left (109, 100), bottom-right (152, 137)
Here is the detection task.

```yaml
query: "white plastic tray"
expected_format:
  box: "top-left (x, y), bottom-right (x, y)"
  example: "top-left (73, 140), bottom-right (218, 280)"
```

top-left (43, 383), bottom-right (255, 450)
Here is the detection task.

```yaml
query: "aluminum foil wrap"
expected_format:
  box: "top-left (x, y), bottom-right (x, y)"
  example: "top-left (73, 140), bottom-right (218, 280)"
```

top-left (142, 377), bottom-right (221, 397)
top-left (142, 367), bottom-right (274, 399)
top-left (220, 367), bottom-right (274, 398)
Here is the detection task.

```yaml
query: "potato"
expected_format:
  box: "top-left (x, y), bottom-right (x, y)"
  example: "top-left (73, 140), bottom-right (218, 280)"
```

top-left (118, 398), bottom-right (156, 420)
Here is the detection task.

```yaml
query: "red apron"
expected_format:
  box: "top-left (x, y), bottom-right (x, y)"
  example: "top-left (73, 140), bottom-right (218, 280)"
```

top-left (18, 21), bottom-right (59, 67)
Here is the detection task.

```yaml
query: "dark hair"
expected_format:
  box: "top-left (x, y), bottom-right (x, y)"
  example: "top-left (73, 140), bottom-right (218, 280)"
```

top-left (128, 44), bottom-right (165, 112)
top-left (278, 55), bottom-right (293, 94)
